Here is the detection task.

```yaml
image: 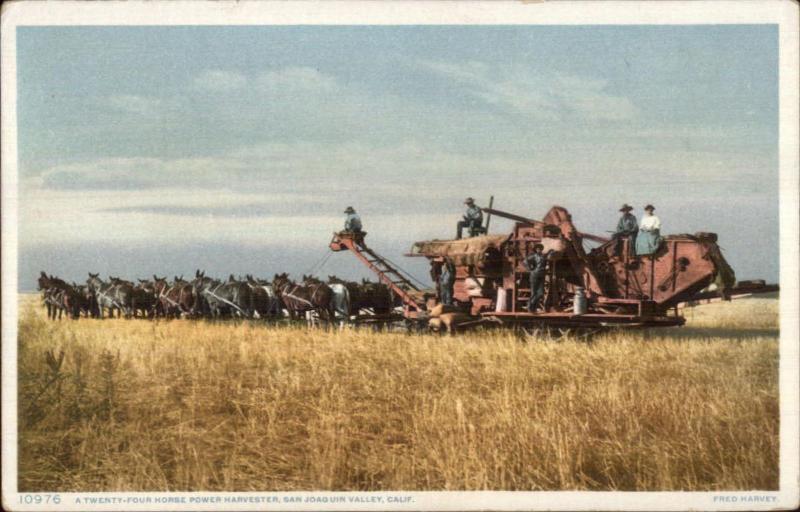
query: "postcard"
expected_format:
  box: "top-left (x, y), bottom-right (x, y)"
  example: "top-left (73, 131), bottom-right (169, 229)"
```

top-left (2, 1), bottom-right (798, 511)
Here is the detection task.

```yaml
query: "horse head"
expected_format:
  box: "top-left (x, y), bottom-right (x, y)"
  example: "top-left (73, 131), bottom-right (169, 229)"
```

top-left (272, 273), bottom-right (291, 291)
top-left (328, 275), bottom-right (346, 285)
top-left (86, 273), bottom-right (103, 290)
top-left (303, 274), bottom-right (322, 285)
top-left (152, 276), bottom-right (169, 294)
top-left (37, 271), bottom-right (51, 290)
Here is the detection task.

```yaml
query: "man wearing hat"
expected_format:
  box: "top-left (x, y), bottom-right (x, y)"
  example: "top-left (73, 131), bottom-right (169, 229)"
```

top-left (344, 206), bottom-right (363, 233)
top-left (525, 243), bottom-right (554, 312)
top-left (439, 259), bottom-right (456, 306)
top-left (636, 204), bottom-right (661, 256)
top-left (456, 197), bottom-right (484, 240)
top-left (613, 204), bottom-right (638, 257)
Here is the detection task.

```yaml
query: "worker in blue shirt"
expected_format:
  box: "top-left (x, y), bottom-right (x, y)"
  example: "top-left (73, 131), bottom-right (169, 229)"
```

top-left (456, 197), bottom-right (484, 239)
top-left (344, 206), bottom-right (363, 233)
top-left (439, 260), bottom-right (456, 306)
top-left (525, 243), bottom-right (553, 312)
top-left (613, 204), bottom-right (638, 257)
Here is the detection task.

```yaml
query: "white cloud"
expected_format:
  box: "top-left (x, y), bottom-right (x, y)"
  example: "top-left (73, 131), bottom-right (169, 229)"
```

top-left (255, 67), bottom-right (340, 94)
top-left (417, 60), bottom-right (638, 121)
top-left (103, 94), bottom-right (163, 116)
top-left (192, 69), bottom-right (247, 91)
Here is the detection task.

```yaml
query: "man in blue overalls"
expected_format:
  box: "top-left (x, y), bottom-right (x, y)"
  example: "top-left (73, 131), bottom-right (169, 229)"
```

top-left (613, 203), bottom-right (638, 258)
top-left (525, 243), bottom-right (553, 312)
top-left (439, 260), bottom-right (456, 306)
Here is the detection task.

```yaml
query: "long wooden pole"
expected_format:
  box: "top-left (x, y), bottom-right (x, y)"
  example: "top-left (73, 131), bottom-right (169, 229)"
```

top-left (481, 206), bottom-right (610, 243)
top-left (484, 196), bottom-right (494, 233)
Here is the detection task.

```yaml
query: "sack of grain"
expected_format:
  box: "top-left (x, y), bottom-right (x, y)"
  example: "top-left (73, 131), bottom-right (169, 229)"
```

top-left (429, 303), bottom-right (461, 317)
top-left (438, 312), bottom-right (472, 332)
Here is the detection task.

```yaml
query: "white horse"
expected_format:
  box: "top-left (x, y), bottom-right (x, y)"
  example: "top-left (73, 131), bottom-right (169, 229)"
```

top-left (329, 283), bottom-right (352, 328)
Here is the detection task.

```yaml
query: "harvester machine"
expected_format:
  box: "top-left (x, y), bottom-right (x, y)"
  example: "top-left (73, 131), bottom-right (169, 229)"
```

top-left (332, 205), bottom-right (776, 332)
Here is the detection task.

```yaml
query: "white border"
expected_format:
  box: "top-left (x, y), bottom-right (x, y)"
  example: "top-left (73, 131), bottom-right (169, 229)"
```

top-left (1, 1), bottom-right (798, 511)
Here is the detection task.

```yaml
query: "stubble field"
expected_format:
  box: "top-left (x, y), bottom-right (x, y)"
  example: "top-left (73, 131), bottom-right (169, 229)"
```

top-left (16, 294), bottom-right (779, 491)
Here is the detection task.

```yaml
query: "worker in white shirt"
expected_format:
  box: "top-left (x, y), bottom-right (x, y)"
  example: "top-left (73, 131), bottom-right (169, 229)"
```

top-left (636, 204), bottom-right (661, 256)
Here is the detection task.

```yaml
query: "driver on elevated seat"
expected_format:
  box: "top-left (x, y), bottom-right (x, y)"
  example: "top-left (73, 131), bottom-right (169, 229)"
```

top-left (344, 206), bottom-right (363, 233)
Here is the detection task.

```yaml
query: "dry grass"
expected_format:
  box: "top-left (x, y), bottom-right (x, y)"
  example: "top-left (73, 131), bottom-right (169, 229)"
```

top-left (16, 295), bottom-right (778, 491)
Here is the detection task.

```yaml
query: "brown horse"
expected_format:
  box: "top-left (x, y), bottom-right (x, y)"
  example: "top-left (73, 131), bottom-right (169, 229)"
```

top-left (273, 273), bottom-right (334, 325)
top-left (245, 274), bottom-right (282, 319)
top-left (360, 278), bottom-right (396, 314)
top-left (37, 272), bottom-right (82, 320)
top-left (133, 279), bottom-right (158, 318)
top-left (153, 275), bottom-right (196, 318)
top-left (327, 275), bottom-right (395, 315)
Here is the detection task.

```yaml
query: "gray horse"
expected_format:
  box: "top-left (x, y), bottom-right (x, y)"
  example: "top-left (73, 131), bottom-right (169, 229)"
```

top-left (87, 273), bottom-right (133, 318)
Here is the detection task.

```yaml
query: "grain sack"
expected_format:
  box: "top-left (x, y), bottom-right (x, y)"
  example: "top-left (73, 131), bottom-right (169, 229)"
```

top-left (410, 235), bottom-right (510, 266)
top-left (438, 312), bottom-right (472, 332)
top-left (430, 303), bottom-right (461, 317)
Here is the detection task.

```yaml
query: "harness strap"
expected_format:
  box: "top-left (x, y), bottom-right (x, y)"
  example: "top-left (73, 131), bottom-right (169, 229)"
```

top-left (281, 284), bottom-right (315, 307)
top-left (310, 284), bottom-right (321, 303)
top-left (203, 287), bottom-right (249, 316)
top-left (95, 286), bottom-right (124, 309)
top-left (159, 285), bottom-right (187, 312)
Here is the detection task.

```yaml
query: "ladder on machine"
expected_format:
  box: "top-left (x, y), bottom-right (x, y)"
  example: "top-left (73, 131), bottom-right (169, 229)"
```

top-left (329, 231), bottom-right (427, 317)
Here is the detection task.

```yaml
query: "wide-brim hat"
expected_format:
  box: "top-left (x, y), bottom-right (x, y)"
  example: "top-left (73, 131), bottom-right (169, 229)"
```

top-left (644, 204), bottom-right (655, 211)
top-left (619, 204), bottom-right (633, 212)
top-left (344, 206), bottom-right (355, 213)
top-left (464, 197), bottom-right (475, 204)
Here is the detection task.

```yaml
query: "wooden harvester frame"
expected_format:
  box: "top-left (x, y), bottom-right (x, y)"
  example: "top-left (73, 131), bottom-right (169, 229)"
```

top-left (330, 205), bottom-right (777, 333)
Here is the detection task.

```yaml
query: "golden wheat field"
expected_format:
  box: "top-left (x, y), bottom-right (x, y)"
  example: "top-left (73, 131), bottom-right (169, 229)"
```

top-left (16, 294), bottom-right (779, 492)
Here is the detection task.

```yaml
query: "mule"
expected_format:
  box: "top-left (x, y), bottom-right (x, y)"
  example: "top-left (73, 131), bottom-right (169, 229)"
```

top-left (133, 279), bottom-right (159, 318)
top-left (273, 273), bottom-right (334, 326)
top-left (87, 273), bottom-right (133, 318)
top-left (38, 272), bottom-right (69, 320)
top-left (191, 270), bottom-right (251, 319)
top-left (245, 274), bottom-right (283, 319)
top-left (153, 275), bottom-right (195, 318)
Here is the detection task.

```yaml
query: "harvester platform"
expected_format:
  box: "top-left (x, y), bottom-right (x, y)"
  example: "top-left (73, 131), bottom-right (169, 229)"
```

top-left (329, 231), bottom-right (428, 318)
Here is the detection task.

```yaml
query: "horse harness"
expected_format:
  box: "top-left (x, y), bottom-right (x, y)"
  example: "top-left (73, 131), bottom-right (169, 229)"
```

top-left (202, 282), bottom-right (249, 317)
top-left (93, 283), bottom-right (124, 310)
top-left (279, 283), bottom-right (315, 308)
top-left (159, 283), bottom-right (190, 314)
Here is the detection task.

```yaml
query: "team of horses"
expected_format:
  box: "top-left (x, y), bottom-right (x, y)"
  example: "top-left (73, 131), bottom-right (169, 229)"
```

top-left (36, 271), bottom-right (396, 325)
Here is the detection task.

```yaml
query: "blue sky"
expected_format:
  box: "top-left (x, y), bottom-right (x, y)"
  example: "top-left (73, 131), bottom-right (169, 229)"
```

top-left (16, 25), bottom-right (778, 290)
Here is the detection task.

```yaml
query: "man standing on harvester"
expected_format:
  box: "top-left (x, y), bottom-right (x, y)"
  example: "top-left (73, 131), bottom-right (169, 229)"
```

top-left (439, 259), bottom-right (456, 306)
top-left (613, 204), bottom-right (638, 257)
top-left (456, 197), bottom-right (483, 239)
top-left (526, 243), bottom-right (553, 312)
